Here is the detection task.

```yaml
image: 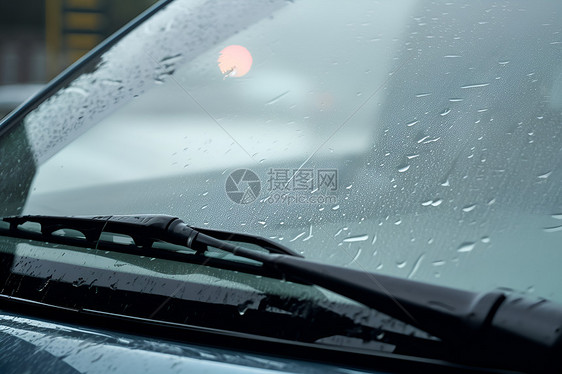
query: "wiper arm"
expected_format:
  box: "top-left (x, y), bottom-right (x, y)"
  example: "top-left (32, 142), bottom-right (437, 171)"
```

top-left (2, 214), bottom-right (561, 372)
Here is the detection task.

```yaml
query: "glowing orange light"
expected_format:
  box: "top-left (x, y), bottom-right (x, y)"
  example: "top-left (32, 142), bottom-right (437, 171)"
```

top-left (218, 45), bottom-right (253, 78)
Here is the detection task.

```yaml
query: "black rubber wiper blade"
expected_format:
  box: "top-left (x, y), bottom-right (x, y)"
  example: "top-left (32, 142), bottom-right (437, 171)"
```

top-left (1, 214), bottom-right (302, 257)
top-left (265, 257), bottom-right (562, 373)
top-left (2, 214), bottom-right (561, 372)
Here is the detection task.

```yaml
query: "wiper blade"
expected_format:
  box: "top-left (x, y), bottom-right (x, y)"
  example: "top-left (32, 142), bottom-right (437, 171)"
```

top-left (1, 214), bottom-right (302, 258)
top-left (2, 214), bottom-right (561, 373)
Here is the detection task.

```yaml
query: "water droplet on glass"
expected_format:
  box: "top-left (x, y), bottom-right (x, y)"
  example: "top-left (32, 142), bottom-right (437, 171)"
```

top-left (332, 204), bottom-right (340, 211)
top-left (66, 87), bottom-right (89, 96)
top-left (543, 225), bottom-right (562, 233)
top-left (481, 236), bottom-right (490, 243)
top-left (538, 171), bottom-right (552, 179)
top-left (266, 91), bottom-right (289, 105)
top-left (457, 242), bottom-right (476, 252)
top-left (461, 83), bottom-right (490, 89)
top-left (238, 300), bottom-right (253, 316)
top-left (72, 278), bottom-right (86, 287)
top-left (440, 108), bottom-right (451, 116)
top-left (422, 199), bottom-right (433, 206)
top-left (462, 204), bottom-right (476, 212)
top-left (431, 199), bottom-right (443, 207)
top-left (406, 120), bottom-right (419, 127)
top-left (407, 254), bottom-right (424, 279)
top-left (343, 234), bottom-right (369, 243)
top-left (398, 164), bottom-right (410, 173)
top-left (290, 232), bottom-right (306, 242)
top-left (37, 276), bottom-right (52, 292)
top-left (396, 260), bottom-right (407, 269)
top-left (551, 214), bottom-right (562, 220)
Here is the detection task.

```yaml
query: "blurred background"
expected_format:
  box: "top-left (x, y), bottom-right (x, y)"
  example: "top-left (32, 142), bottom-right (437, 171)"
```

top-left (0, 0), bottom-right (157, 119)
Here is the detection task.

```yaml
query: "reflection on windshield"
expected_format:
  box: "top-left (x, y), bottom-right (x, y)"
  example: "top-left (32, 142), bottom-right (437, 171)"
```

top-left (15, 0), bottom-right (562, 303)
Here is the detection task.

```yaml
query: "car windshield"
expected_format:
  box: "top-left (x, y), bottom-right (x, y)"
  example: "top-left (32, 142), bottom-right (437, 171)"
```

top-left (1, 0), bottom-right (562, 307)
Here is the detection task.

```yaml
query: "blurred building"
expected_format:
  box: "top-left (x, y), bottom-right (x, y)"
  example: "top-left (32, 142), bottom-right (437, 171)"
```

top-left (0, 0), bottom-right (156, 118)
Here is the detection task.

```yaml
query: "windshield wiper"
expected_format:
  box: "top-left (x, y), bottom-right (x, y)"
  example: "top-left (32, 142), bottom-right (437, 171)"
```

top-left (1, 214), bottom-right (302, 258)
top-left (1, 214), bottom-right (561, 373)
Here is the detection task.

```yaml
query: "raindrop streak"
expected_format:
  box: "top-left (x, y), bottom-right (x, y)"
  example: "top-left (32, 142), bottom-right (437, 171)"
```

top-left (37, 276), bottom-right (52, 292)
top-left (538, 171), bottom-right (552, 179)
top-left (423, 198), bottom-right (443, 207)
top-left (440, 108), bottom-right (451, 116)
top-left (343, 234), bottom-right (369, 243)
top-left (266, 90), bottom-right (290, 105)
top-left (422, 137), bottom-right (441, 144)
top-left (461, 83), bottom-right (490, 89)
top-left (290, 232), bottom-right (306, 242)
top-left (407, 254), bottom-right (424, 279)
top-left (347, 248), bottom-right (362, 266)
top-left (457, 242), bottom-right (476, 253)
top-left (302, 226), bottom-right (314, 241)
top-left (543, 225), bottom-right (562, 233)
top-left (415, 93), bottom-right (431, 98)
top-left (406, 120), bottom-right (419, 127)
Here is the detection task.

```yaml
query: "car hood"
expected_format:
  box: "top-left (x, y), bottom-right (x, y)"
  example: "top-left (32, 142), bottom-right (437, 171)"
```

top-left (0, 311), bottom-right (374, 374)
